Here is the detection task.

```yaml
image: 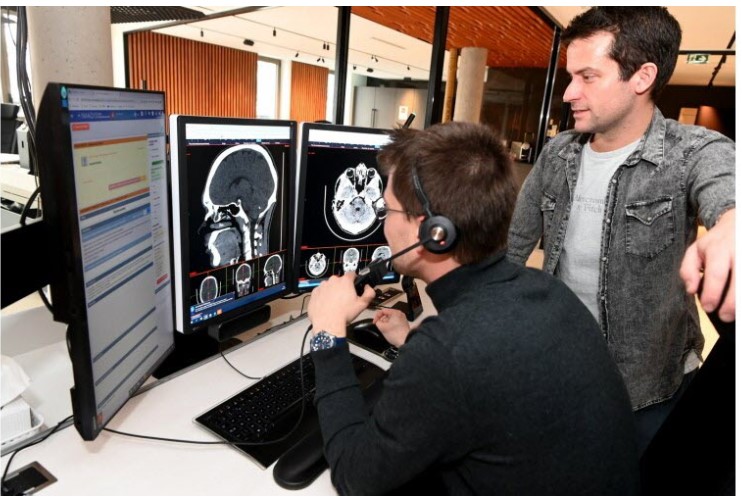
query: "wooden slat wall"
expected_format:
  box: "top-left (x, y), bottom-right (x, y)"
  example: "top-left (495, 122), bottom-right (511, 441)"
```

top-left (290, 61), bottom-right (328, 122)
top-left (127, 31), bottom-right (257, 118)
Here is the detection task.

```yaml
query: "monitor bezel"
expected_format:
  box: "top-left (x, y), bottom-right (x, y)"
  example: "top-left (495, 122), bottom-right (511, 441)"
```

top-left (35, 82), bottom-right (174, 440)
top-left (293, 122), bottom-right (399, 294)
top-left (169, 114), bottom-right (297, 335)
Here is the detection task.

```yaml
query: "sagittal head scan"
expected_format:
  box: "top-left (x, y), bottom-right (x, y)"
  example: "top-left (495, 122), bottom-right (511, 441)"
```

top-left (263, 254), bottom-right (283, 287)
top-left (342, 247), bottom-right (360, 272)
top-left (307, 252), bottom-right (328, 278)
top-left (199, 275), bottom-right (219, 304)
top-left (234, 263), bottom-right (252, 298)
top-left (201, 144), bottom-right (278, 268)
top-left (331, 163), bottom-right (383, 236)
top-left (372, 245), bottom-right (391, 261)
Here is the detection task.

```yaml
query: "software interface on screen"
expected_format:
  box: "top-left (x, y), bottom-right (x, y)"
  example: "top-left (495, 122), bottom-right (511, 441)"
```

top-left (65, 86), bottom-right (173, 425)
top-left (170, 118), bottom-right (293, 333)
top-left (296, 125), bottom-right (395, 291)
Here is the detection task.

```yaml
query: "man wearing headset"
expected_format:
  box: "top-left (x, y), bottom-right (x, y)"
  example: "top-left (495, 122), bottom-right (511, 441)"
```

top-left (307, 122), bottom-right (639, 495)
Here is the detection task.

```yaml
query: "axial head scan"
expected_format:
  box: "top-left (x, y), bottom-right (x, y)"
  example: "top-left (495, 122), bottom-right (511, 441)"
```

top-left (331, 163), bottom-right (383, 236)
top-left (263, 255), bottom-right (283, 287)
top-left (342, 247), bottom-right (360, 272)
top-left (234, 263), bottom-right (252, 297)
top-left (198, 275), bottom-right (219, 304)
top-left (201, 144), bottom-right (278, 268)
top-left (372, 245), bottom-right (391, 261)
top-left (307, 252), bottom-right (328, 278)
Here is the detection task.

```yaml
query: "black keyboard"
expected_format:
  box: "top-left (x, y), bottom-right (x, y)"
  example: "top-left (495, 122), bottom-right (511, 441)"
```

top-left (195, 353), bottom-right (385, 467)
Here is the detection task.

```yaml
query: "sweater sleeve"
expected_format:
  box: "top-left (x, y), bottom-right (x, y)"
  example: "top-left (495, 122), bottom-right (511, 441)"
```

top-left (311, 324), bottom-right (466, 495)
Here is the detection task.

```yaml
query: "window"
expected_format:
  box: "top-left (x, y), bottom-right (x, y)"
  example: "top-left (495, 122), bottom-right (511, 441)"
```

top-left (256, 57), bottom-right (279, 119)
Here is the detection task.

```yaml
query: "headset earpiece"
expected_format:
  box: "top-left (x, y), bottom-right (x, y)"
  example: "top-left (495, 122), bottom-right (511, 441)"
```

top-left (419, 215), bottom-right (457, 254)
top-left (411, 165), bottom-right (458, 254)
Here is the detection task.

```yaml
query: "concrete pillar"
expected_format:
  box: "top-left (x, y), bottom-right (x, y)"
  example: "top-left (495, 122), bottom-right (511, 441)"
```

top-left (441, 48), bottom-right (458, 123)
top-left (27, 7), bottom-right (113, 110)
top-left (453, 47), bottom-right (487, 123)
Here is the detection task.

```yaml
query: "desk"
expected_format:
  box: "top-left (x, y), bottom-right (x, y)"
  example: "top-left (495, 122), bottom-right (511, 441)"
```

top-left (1, 283), bottom-right (433, 495)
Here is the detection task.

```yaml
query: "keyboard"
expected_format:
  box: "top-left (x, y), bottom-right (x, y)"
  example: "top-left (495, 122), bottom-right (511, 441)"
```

top-left (195, 352), bottom-right (386, 467)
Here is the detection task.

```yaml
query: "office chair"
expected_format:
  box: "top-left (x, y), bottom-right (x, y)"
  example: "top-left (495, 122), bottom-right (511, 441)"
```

top-left (640, 311), bottom-right (735, 495)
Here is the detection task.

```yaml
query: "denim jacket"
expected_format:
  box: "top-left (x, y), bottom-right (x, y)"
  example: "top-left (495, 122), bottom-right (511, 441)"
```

top-left (508, 107), bottom-right (735, 410)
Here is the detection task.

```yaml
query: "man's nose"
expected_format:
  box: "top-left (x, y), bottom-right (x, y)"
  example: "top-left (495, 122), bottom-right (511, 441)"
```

top-left (563, 79), bottom-right (579, 102)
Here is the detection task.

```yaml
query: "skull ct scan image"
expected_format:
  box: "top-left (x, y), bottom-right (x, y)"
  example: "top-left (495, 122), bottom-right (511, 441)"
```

top-left (201, 144), bottom-right (278, 268)
top-left (234, 263), bottom-right (252, 298)
top-left (342, 247), bottom-right (360, 272)
top-left (372, 245), bottom-right (391, 262)
top-left (263, 254), bottom-right (283, 287)
top-left (330, 163), bottom-right (383, 237)
top-left (198, 275), bottom-right (219, 304)
top-left (307, 252), bottom-right (328, 278)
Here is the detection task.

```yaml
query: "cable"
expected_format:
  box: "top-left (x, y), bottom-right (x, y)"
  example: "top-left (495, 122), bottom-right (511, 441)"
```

top-left (1, 415), bottom-right (73, 489)
top-left (219, 345), bottom-right (262, 381)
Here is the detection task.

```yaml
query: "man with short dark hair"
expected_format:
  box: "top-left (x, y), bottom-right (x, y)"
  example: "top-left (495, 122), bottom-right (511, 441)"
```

top-left (307, 122), bottom-right (639, 494)
top-left (508, 7), bottom-right (736, 454)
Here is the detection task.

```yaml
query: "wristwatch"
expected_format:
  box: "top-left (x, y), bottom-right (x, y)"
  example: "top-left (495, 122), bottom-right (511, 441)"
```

top-left (310, 330), bottom-right (347, 352)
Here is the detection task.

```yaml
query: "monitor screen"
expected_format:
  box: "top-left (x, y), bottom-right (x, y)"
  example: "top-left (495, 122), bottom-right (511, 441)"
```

top-left (294, 123), bottom-right (397, 292)
top-left (169, 116), bottom-right (295, 335)
top-left (35, 83), bottom-right (174, 440)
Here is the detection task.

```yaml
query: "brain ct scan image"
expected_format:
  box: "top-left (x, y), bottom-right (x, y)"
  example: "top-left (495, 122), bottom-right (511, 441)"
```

top-left (307, 252), bottom-right (328, 278)
top-left (331, 163), bottom-right (383, 237)
top-left (372, 245), bottom-right (391, 261)
top-left (201, 144), bottom-right (278, 268)
top-left (198, 275), bottom-right (219, 304)
top-left (263, 254), bottom-right (283, 287)
top-left (234, 263), bottom-right (252, 298)
top-left (342, 247), bottom-right (360, 272)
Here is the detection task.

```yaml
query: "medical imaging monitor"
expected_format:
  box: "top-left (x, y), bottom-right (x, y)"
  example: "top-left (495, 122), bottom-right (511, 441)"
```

top-left (170, 116), bottom-right (295, 335)
top-left (35, 83), bottom-right (174, 440)
top-left (294, 123), bottom-right (398, 292)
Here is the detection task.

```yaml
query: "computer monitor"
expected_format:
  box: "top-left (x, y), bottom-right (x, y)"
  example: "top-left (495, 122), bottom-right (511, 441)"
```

top-left (294, 123), bottom-right (397, 292)
top-left (35, 83), bottom-right (174, 440)
top-left (169, 115), bottom-right (295, 337)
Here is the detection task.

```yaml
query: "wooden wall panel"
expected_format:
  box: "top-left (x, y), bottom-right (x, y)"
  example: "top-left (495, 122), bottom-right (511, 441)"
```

top-left (290, 61), bottom-right (329, 122)
top-left (127, 31), bottom-right (257, 118)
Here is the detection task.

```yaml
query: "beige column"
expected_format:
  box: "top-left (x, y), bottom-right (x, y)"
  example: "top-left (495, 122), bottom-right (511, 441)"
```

top-left (441, 48), bottom-right (458, 123)
top-left (452, 47), bottom-right (487, 123)
top-left (27, 7), bottom-right (113, 110)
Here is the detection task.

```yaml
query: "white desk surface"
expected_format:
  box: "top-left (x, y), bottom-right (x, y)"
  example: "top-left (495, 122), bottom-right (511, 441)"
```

top-left (0, 284), bottom-right (432, 495)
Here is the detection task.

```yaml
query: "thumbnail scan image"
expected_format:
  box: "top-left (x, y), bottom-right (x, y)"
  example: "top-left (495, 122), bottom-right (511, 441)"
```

top-left (342, 247), bottom-right (360, 272)
top-left (234, 263), bottom-right (252, 298)
top-left (372, 245), bottom-right (391, 261)
top-left (201, 144), bottom-right (278, 268)
top-left (328, 163), bottom-right (383, 240)
top-left (198, 275), bottom-right (220, 304)
top-left (307, 252), bottom-right (329, 278)
top-left (263, 254), bottom-right (283, 287)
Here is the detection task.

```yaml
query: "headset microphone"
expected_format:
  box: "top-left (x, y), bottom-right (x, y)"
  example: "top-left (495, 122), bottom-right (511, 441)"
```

top-left (353, 238), bottom-right (432, 295)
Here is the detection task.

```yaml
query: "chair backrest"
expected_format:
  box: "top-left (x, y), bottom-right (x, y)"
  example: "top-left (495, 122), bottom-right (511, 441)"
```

top-left (640, 313), bottom-right (735, 494)
top-left (1, 103), bottom-right (21, 154)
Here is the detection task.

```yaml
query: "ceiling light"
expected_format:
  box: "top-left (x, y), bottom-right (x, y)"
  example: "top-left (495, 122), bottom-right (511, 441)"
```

top-left (407, 65), bottom-right (410, 71)
top-left (273, 27), bottom-right (276, 37)
top-left (243, 39), bottom-right (254, 46)
top-left (200, 29), bottom-right (204, 38)
top-left (367, 67), bottom-right (374, 73)
top-left (353, 65), bottom-right (357, 70)
top-left (295, 52), bottom-right (299, 58)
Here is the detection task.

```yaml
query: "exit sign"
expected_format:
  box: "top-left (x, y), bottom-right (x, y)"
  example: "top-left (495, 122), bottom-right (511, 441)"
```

top-left (686, 53), bottom-right (710, 64)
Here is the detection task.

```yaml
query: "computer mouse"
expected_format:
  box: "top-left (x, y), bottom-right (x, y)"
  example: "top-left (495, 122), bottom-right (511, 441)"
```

top-left (348, 318), bottom-right (378, 335)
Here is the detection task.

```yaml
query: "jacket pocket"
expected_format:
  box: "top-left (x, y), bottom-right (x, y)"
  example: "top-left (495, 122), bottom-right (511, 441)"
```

top-left (625, 197), bottom-right (675, 258)
top-left (540, 192), bottom-right (557, 235)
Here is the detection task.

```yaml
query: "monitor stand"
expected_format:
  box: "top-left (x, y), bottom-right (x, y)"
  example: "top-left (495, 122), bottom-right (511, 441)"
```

top-left (152, 305), bottom-right (271, 379)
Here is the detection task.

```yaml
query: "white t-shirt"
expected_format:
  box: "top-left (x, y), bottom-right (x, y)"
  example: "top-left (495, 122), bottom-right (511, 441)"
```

top-left (557, 139), bottom-right (640, 321)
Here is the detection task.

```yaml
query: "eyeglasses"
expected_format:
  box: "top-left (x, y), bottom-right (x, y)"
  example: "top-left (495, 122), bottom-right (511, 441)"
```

top-left (373, 198), bottom-right (415, 221)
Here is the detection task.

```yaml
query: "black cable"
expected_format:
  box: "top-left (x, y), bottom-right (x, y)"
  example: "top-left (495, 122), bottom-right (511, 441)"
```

top-left (1, 415), bottom-right (73, 489)
top-left (219, 345), bottom-right (262, 381)
top-left (102, 326), bottom-right (314, 447)
top-left (18, 186), bottom-right (39, 227)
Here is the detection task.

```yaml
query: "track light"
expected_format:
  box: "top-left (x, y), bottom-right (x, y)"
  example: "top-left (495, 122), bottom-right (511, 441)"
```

top-left (243, 39), bottom-right (254, 46)
top-left (353, 65), bottom-right (357, 70)
top-left (295, 51), bottom-right (299, 58)
top-left (367, 67), bottom-right (374, 73)
top-left (407, 65), bottom-right (410, 71)
top-left (273, 27), bottom-right (276, 37)
top-left (200, 29), bottom-right (204, 38)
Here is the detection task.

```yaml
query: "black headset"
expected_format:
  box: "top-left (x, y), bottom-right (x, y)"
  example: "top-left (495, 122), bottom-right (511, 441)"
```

top-left (411, 165), bottom-right (458, 254)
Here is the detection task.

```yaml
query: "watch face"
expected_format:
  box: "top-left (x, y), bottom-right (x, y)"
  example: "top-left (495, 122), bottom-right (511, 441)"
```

top-left (311, 332), bottom-right (335, 351)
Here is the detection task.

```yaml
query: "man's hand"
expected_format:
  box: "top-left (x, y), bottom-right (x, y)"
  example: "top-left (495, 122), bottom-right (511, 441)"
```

top-left (680, 208), bottom-right (735, 322)
top-left (373, 308), bottom-right (411, 348)
top-left (307, 273), bottom-right (377, 335)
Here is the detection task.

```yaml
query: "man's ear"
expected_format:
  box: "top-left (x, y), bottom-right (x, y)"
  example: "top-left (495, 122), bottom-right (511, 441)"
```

top-left (633, 62), bottom-right (658, 96)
